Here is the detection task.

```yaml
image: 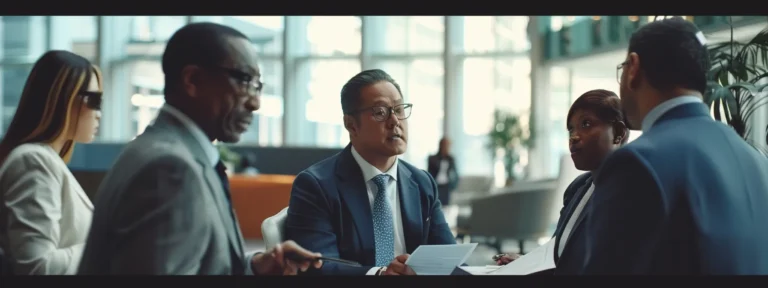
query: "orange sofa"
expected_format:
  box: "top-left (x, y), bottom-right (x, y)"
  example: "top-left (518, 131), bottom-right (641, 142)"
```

top-left (229, 174), bottom-right (295, 240)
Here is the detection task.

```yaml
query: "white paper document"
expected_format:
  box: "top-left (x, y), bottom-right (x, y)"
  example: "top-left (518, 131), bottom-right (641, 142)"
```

top-left (455, 265), bottom-right (504, 275)
top-left (489, 238), bottom-right (556, 275)
top-left (404, 243), bottom-right (478, 275)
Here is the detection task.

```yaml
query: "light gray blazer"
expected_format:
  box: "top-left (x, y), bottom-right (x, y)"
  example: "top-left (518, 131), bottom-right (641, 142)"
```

top-left (78, 109), bottom-right (252, 275)
top-left (0, 143), bottom-right (94, 275)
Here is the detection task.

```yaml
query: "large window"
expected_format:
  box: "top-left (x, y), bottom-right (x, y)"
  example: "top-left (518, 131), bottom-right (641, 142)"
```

top-left (462, 57), bottom-right (531, 135)
top-left (548, 67), bottom-right (572, 175)
top-left (251, 58), bottom-right (284, 146)
top-left (363, 16), bottom-right (446, 168)
top-left (300, 59), bottom-right (361, 147)
top-left (130, 16), bottom-right (187, 42)
top-left (289, 16), bottom-right (362, 147)
top-left (305, 16), bottom-right (361, 56)
top-left (0, 16), bottom-right (49, 135)
top-left (122, 16), bottom-right (287, 145)
top-left (126, 60), bottom-right (163, 137)
top-left (1, 65), bottom-right (34, 133)
top-left (368, 16), bottom-right (444, 54)
top-left (460, 56), bottom-right (532, 175)
top-left (51, 16), bottom-right (98, 61)
top-left (114, 16), bottom-right (187, 141)
top-left (369, 59), bottom-right (444, 169)
top-left (449, 16), bottom-right (533, 177)
top-left (463, 16), bottom-right (530, 54)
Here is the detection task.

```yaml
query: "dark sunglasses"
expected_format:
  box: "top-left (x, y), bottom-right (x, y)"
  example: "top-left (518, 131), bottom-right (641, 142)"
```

top-left (80, 91), bottom-right (103, 110)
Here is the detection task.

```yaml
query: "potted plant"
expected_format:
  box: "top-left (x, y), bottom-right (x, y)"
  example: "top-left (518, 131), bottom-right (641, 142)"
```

top-left (703, 16), bottom-right (768, 155)
top-left (487, 110), bottom-right (534, 186)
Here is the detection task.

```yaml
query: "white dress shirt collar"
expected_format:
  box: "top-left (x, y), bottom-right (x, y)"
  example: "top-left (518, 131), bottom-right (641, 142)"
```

top-left (350, 146), bottom-right (398, 182)
top-left (641, 96), bottom-right (702, 133)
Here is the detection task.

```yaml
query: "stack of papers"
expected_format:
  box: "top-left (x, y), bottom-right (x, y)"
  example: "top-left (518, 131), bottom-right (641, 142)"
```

top-left (455, 265), bottom-right (504, 275)
top-left (404, 243), bottom-right (478, 275)
top-left (489, 238), bottom-right (556, 275)
top-left (452, 239), bottom-right (556, 276)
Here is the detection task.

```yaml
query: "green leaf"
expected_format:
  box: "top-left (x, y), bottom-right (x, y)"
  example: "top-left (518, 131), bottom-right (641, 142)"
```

top-left (713, 99), bottom-right (723, 121)
top-left (704, 81), bottom-right (723, 105)
top-left (701, 23), bottom-right (768, 150)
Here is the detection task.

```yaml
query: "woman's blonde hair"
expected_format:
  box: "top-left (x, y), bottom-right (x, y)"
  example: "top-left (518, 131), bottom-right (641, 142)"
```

top-left (0, 50), bottom-right (102, 165)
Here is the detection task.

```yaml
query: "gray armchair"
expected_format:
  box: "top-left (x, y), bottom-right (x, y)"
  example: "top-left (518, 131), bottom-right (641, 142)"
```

top-left (463, 154), bottom-right (582, 253)
top-left (447, 176), bottom-right (494, 240)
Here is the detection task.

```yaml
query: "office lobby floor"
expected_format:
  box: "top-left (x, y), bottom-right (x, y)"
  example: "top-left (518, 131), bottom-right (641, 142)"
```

top-left (244, 238), bottom-right (543, 267)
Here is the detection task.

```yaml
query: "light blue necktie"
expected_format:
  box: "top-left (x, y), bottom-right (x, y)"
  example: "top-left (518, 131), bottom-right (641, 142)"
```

top-left (372, 174), bottom-right (395, 266)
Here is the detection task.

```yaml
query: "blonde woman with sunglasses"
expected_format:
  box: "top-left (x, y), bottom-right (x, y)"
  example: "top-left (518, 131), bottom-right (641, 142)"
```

top-left (0, 50), bottom-right (103, 275)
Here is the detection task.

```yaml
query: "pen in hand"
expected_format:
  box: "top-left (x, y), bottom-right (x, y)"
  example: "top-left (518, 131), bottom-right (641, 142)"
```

top-left (284, 251), bottom-right (362, 267)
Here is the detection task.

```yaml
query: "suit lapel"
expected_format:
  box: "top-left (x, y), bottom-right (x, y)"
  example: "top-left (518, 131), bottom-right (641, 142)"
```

top-left (335, 146), bottom-right (376, 264)
top-left (397, 163), bottom-right (423, 254)
top-left (201, 167), bottom-right (245, 261)
top-left (73, 184), bottom-right (94, 210)
top-left (554, 176), bottom-right (592, 263)
top-left (153, 110), bottom-right (245, 269)
top-left (64, 168), bottom-right (95, 210)
top-left (568, 190), bottom-right (592, 241)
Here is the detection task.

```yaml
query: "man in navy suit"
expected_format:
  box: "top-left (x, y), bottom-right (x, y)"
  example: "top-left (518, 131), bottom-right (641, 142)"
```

top-left (557, 17), bottom-right (768, 274)
top-left (284, 69), bottom-right (456, 276)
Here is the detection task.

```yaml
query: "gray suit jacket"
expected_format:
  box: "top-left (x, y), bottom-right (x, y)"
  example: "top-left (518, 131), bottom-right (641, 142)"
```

top-left (78, 109), bottom-right (252, 275)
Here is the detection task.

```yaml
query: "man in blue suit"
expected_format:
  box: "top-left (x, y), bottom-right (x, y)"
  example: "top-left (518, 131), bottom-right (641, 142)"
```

top-left (284, 69), bottom-right (456, 276)
top-left (557, 17), bottom-right (768, 274)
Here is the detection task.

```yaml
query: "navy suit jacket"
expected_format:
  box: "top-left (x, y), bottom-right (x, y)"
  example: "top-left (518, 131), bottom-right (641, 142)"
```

top-left (284, 145), bottom-right (456, 275)
top-left (556, 102), bottom-right (768, 274)
top-left (552, 172), bottom-right (593, 264)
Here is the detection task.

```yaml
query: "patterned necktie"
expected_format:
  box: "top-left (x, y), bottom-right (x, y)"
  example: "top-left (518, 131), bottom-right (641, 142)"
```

top-left (371, 174), bottom-right (395, 266)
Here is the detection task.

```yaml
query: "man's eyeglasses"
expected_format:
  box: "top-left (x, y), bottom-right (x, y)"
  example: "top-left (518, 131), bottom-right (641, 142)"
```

top-left (80, 91), bottom-right (102, 110)
top-left (207, 65), bottom-right (263, 96)
top-left (352, 103), bottom-right (413, 122)
top-left (616, 61), bottom-right (627, 84)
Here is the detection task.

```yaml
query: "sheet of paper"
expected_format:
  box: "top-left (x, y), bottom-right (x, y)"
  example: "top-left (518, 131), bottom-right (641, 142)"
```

top-left (404, 243), bottom-right (478, 275)
top-left (490, 238), bottom-right (556, 275)
top-left (455, 265), bottom-right (503, 275)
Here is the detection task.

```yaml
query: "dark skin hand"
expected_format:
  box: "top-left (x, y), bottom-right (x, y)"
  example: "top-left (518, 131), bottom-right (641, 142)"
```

top-left (495, 253), bottom-right (521, 265)
top-left (382, 254), bottom-right (416, 275)
top-left (251, 240), bottom-right (323, 275)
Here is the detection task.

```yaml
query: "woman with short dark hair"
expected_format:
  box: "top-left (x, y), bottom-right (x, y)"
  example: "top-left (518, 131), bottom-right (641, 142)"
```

top-left (495, 89), bottom-right (629, 267)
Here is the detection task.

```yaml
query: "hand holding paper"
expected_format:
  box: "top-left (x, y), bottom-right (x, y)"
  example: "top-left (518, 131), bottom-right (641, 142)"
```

top-left (404, 243), bottom-right (478, 275)
top-left (381, 254), bottom-right (416, 275)
top-left (489, 239), bottom-right (555, 275)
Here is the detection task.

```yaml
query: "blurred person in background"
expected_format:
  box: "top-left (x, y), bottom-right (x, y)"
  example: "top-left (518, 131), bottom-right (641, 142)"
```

top-left (494, 89), bottom-right (629, 269)
top-left (78, 22), bottom-right (320, 275)
top-left (285, 69), bottom-right (456, 276)
top-left (558, 17), bottom-right (768, 274)
top-left (427, 137), bottom-right (459, 206)
top-left (0, 50), bottom-right (103, 275)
